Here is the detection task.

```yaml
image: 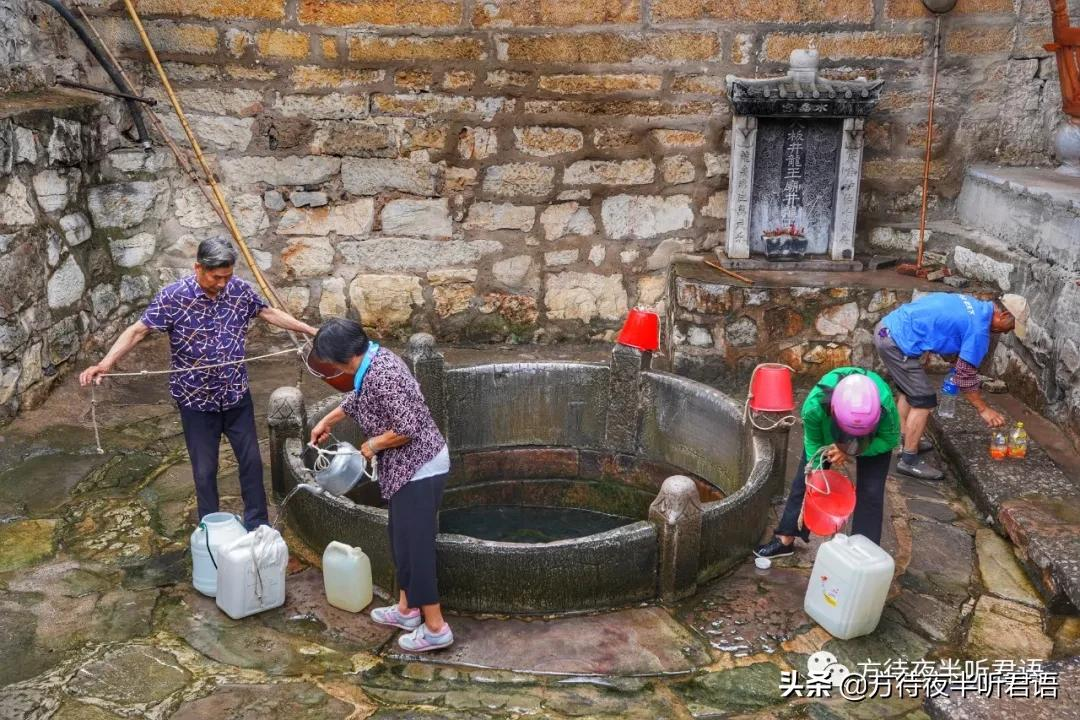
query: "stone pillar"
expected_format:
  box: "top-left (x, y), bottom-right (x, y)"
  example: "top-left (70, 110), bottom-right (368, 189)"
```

top-left (268, 386), bottom-right (306, 499)
top-left (754, 422), bottom-right (792, 500)
top-left (831, 117), bottom-right (865, 261)
top-left (649, 476), bottom-right (703, 602)
top-left (725, 115), bottom-right (758, 259)
top-left (402, 333), bottom-right (447, 434)
top-left (604, 344), bottom-right (650, 453)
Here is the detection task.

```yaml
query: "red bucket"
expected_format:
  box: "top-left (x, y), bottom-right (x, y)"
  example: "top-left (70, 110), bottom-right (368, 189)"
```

top-left (302, 344), bottom-right (355, 393)
top-left (748, 363), bottom-right (795, 413)
top-left (803, 468), bottom-right (857, 536)
top-left (617, 308), bottom-right (661, 352)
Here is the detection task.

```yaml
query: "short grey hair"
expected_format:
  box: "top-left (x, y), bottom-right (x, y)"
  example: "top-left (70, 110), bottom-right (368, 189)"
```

top-left (196, 237), bottom-right (238, 269)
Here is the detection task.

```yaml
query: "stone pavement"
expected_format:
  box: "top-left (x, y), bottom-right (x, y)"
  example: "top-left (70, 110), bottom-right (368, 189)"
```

top-left (0, 338), bottom-right (1077, 719)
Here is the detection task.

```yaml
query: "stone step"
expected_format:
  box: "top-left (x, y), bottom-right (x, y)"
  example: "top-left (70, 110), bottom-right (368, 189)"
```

top-left (925, 655), bottom-right (1080, 719)
top-left (932, 398), bottom-right (1080, 613)
top-left (956, 165), bottom-right (1080, 274)
top-left (866, 219), bottom-right (1019, 292)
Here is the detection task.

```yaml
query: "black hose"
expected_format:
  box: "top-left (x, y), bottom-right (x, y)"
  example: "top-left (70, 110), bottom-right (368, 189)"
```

top-left (33, 0), bottom-right (151, 149)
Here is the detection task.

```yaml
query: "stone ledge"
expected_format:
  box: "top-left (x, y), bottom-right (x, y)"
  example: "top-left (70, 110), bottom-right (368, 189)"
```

top-left (925, 655), bottom-right (1080, 720)
top-left (933, 399), bottom-right (1080, 612)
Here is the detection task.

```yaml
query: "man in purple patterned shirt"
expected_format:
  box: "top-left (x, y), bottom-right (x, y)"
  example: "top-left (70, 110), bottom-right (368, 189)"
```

top-left (80, 238), bottom-right (316, 530)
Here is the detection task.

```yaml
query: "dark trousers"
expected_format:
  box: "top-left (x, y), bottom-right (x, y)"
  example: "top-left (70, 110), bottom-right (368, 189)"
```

top-left (388, 473), bottom-right (447, 608)
top-left (179, 391), bottom-right (268, 531)
top-left (775, 451), bottom-right (891, 545)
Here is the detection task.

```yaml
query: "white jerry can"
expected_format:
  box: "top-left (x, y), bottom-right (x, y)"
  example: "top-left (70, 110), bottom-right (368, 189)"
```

top-left (804, 533), bottom-right (895, 640)
top-left (215, 525), bottom-right (288, 620)
top-left (190, 513), bottom-right (247, 597)
top-left (322, 541), bottom-right (374, 613)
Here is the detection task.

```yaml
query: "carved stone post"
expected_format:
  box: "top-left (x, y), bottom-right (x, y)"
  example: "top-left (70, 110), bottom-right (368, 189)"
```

top-left (268, 386), bottom-right (306, 499)
top-left (649, 476), bottom-right (703, 602)
top-left (725, 115), bottom-right (758, 260)
top-left (604, 344), bottom-right (650, 453)
top-left (831, 118), bottom-right (865, 261)
top-left (402, 333), bottom-right (447, 434)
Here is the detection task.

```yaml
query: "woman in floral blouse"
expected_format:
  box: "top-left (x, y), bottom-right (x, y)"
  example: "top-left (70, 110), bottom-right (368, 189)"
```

top-left (309, 318), bottom-right (453, 652)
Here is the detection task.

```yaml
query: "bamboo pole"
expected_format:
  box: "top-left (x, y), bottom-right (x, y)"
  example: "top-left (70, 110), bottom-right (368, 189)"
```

top-left (120, 0), bottom-right (286, 313)
top-left (75, 5), bottom-right (233, 234)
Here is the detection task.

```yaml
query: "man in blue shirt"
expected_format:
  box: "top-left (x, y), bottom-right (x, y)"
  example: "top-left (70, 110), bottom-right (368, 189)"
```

top-left (874, 292), bottom-right (1029, 480)
top-left (80, 238), bottom-right (317, 529)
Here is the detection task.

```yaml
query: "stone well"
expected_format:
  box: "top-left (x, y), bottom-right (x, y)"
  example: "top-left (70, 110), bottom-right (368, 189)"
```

top-left (269, 335), bottom-right (778, 614)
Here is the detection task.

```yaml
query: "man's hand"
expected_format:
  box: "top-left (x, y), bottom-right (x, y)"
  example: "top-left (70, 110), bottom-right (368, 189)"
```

top-left (824, 444), bottom-right (851, 467)
top-left (79, 364), bottom-right (110, 387)
top-left (980, 407), bottom-right (1006, 428)
top-left (310, 420), bottom-right (332, 446)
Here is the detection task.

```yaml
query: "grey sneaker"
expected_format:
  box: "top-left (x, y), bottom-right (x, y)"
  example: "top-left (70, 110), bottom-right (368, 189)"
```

top-left (897, 457), bottom-right (944, 481)
top-left (371, 604), bottom-right (422, 631)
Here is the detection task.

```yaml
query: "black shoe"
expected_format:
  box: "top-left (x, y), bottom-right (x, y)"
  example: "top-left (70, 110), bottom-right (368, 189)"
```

top-left (901, 435), bottom-right (935, 453)
top-left (754, 537), bottom-right (795, 559)
top-left (896, 458), bottom-right (944, 481)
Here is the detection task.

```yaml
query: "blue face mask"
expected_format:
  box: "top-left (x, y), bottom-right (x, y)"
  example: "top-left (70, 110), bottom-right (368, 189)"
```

top-left (353, 341), bottom-right (381, 394)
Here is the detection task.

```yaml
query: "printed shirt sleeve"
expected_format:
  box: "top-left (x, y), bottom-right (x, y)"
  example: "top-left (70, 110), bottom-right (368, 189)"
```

top-left (241, 280), bottom-right (269, 322)
top-left (140, 288), bottom-right (173, 332)
top-left (952, 358), bottom-right (982, 392)
top-left (367, 359), bottom-right (428, 439)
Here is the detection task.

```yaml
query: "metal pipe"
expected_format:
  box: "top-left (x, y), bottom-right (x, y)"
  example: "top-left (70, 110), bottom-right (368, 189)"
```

top-left (56, 78), bottom-right (157, 105)
top-left (916, 15), bottom-right (943, 272)
top-left (32, 0), bottom-right (151, 148)
top-left (74, 5), bottom-right (233, 233)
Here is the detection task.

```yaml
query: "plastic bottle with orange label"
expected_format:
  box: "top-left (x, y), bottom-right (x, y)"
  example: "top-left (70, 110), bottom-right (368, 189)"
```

top-left (990, 430), bottom-right (1008, 461)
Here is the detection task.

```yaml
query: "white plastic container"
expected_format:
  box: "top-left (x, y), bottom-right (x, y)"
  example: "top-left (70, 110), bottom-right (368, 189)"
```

top-left (191, 513), bottom-right (247, 597)
top-left (322, 541), bottom-right (373, 613)
top-left (804, 533), bottom-right (895, 640)
top-left (215, 525), bottom-right (288, 620)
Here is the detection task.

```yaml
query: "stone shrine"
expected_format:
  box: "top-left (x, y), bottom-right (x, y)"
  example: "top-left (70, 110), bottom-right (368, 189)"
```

top-left (723, 49), bottom-right (883, 268)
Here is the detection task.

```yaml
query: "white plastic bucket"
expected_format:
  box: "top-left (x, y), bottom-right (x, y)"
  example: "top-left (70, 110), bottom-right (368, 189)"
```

top-left (215, 525), bottom-right (288, 620)
top-left (322, 541), bottom-right (373, 613)
top-left (804, 533), bottom-right (894, 640)
top-left (191, 513), bottom-right (246, 597)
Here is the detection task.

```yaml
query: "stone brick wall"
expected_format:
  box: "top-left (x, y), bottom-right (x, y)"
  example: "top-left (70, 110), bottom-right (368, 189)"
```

top-left (0, 99), bottom-right (159, 423)
top-left (31, 0), bottom-right (1053, 343)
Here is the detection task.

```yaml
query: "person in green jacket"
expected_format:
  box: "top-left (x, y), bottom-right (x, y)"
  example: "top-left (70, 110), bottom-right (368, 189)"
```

top-left (755, 367), bottom-right (901, 558)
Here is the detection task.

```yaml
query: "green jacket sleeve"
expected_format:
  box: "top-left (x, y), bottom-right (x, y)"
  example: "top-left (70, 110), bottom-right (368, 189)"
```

top-left (801, 399), bottom-right (831, 462)
top-left (863, 388), bottom-right (901, 457)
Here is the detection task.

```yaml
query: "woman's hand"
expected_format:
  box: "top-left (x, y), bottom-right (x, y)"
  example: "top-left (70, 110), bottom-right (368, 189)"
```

top-left (310, 420), bottom-right (332, 447)
top-left (360, 440), bottom-right (377, 459)
top-left (824, 444), bottom-right (850, 467)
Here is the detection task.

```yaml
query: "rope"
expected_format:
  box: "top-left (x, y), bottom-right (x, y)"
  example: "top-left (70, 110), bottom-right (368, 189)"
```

top-left (743, 399), bottom-right (798, 432)
top-left (86, 346), bottom-right (304, 454)
top-left (307, 439), bottom-right (378, 483)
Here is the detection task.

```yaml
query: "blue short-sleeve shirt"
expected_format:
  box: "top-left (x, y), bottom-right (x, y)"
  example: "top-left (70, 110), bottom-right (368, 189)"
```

top-left (141, 275), bottom-right (267, 411)
top-left (881, 292), bottom-right (993, 367)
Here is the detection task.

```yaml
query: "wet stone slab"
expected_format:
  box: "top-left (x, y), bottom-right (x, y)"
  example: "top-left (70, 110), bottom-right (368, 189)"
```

top-left (885, 590), bottom-right (964, 644)
top-left (67, 645), bottom-right (191, 706)
top-left (169, 682), bottom-right (354, 720)
top-left (900, 521), bottom-right (974, 602)
top-left (391, 606), bottom-right (710, 675)
top-left (925, 656), bottom-right (1080, 720)
top-left (261, 568), bottom-right (396, 653)
top-left (0, 452), bottom-right (109, 515)
top-left (674, 662), bottom-right (785, 717)
top-left (0, 518), bottom-right (56, 572)
top-left (975, 529), bottom-right (1043, 608)
top-left (679, 562), bottom-right (813, 658)
top-left (155, 587), bottom-right (354, 676)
